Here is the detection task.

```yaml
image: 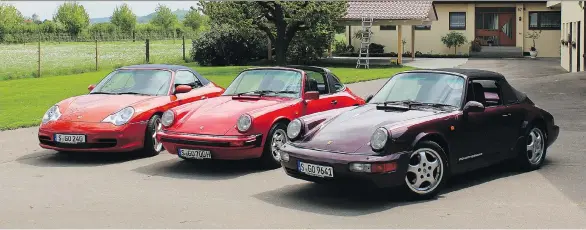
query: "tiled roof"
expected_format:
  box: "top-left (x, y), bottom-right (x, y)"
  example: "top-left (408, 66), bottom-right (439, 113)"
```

top-left (342, 0), bottom-right (436, 20)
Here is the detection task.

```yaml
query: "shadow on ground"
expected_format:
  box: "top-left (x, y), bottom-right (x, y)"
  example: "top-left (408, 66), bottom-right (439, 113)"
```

top-left (15, 150), bottom-right (151, 167)
top-left (252, 159), bottom-right (553, 217)
top-left (132, 158), bottom-right (273, 180)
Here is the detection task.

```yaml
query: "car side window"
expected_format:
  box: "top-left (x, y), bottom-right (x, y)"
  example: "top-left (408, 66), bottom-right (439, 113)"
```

top-left (174, 71), bottom-right (201, 88)
top-left (329, 74), bottom-right (344, 93)
top-left (305, 71), bottom-right (329, 94)
top-left (469, 79), bottom-right (503, 107)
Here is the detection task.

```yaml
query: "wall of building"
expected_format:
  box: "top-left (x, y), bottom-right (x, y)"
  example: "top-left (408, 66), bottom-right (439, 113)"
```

top-left (559, 1), bottom-right (584, 72)
top-left (343, 2), bottom-right (561, 57)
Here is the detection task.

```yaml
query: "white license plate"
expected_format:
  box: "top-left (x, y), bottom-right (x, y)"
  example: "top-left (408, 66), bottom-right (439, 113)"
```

top-left (298, 161), bottom-right (334, 178)
top-left (54, 134), bottom-right (86, 144)
top-left (178, 149), bottom-right (212, 159)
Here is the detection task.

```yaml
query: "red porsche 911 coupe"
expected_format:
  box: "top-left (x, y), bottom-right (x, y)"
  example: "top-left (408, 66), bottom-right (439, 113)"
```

top-left (157, 66), bottom-right (366, 168)
top-left (38, 64), bottom-right (225, 156)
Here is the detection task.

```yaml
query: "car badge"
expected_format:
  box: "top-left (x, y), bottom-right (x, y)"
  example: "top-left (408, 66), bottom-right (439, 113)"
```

top-left (77, 115), bottom-right (82, 119)
top-left (199, 126), bottom-right (204, 130)
top-left (327, 140), bottom-right (333, 145)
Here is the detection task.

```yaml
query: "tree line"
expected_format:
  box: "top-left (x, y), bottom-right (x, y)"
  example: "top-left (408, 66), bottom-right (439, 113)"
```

top-left (0, 2), bottom-right (208, 43)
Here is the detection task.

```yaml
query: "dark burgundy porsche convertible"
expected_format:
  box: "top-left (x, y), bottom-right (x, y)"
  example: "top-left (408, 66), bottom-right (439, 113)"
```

top-left (278, 68), bottom-right (559, 199)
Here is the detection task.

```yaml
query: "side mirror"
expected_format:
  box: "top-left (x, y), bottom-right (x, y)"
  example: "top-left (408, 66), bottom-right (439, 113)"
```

top-left (88, 84), bottom-right (95, 92)
top-left (304, 91), bottom-right (319, 101)
top-left (463, 101), bottom-right (485, 113)
top-left (365, 95), bottom-right (373, 103)
top-left (175, 85), bottom-right (192, 94)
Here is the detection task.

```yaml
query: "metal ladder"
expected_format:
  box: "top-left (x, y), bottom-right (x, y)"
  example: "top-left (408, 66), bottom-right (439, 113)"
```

top-left (356, 14), bottom-right (373, 69)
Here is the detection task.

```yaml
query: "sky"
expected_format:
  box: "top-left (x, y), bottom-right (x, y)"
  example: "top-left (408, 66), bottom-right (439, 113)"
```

top-left (3, 1), bottom-right (199, 20)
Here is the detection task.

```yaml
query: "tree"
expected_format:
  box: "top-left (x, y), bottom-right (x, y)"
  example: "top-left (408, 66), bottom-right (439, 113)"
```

top-left (441, 31), bottom-right (468, 55)
top-left (111, 3), bottom-right (137, 33)
top-left (0, 3), bottom-right (25, 29)
top-left (183, 6), bottom-right (203, 31)
top-left (201, 1), bottom-right (348, 65)
top-left (53, 1), bottom-right (90, 36)
top-left (32, 13), bottom-right (41, 24)
top-left (150, 4), bottom-right (178, 30)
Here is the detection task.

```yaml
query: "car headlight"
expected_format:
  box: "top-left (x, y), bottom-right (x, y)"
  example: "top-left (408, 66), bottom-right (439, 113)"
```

top-left (287, 119), bottom-right (303, 140)
top-left (370, 127), bottom-right (389, 151)
top-left (102, 106), bottom-right (134, 126)
top-left (161, 110), bottom-right (175, 127)
top-left (237, 114), bottom-right (252, 132)
top-left (41, 105), bottom-right (61, 124)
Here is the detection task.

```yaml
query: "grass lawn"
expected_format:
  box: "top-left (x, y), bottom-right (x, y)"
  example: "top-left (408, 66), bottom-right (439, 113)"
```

top-left (0, 64), bottom-right (414, 130)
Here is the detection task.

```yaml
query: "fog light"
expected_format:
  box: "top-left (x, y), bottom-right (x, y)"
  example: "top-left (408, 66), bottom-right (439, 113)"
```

top-left (349, 162), bottom-right (397, 173)
top-left (281, 152), bottom-right (290, 162)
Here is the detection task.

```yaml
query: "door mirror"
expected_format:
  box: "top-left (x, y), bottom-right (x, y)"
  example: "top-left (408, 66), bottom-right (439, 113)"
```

top-left (88, 84), bottom-right (95, 92)
top-left (463, 101), bottom-right (485, 113)
top-left (365, 95), bottom-right (373, 103)
top-left (304, 91), bottom-right (319, 101)
top-left (175, 85), bottom-right (192, 94)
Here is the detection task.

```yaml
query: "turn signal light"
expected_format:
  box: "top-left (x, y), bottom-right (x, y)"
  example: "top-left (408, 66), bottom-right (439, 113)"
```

top-left (349, 161), bottom-right (397, 173)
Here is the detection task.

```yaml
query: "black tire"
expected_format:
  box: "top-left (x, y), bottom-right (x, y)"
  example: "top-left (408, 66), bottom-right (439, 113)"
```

top-left (259, 122), bottom-right (288, 169)
top-left (399, 140), bottom-right (449, 200)
top-left (516, 124), bottom-right (547, 171)
top-left (143, 114), bottom-right (164, 157)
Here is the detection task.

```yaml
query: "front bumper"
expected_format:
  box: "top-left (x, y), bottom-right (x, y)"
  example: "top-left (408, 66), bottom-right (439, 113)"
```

top-left (547, 125), bottom-right (560, 147)
top-left (279, 143), bottom-right (411, 188)
top-left (157, 130), bottom-right (264, 160)
top-left (37, 120), bottom-right (148, 152)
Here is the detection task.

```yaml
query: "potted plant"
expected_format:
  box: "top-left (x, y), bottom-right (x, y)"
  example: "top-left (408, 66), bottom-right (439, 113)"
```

top-left (525, 30), bottom-right (542, 58)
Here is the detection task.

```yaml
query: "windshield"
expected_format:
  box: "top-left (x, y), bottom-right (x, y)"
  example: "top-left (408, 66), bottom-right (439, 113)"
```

top-left (369, 72), bottom-right (466, 108)
top-left (90, 69), bottom-right (172, 96)
top-left (222, 69), bottom-right (302, 98)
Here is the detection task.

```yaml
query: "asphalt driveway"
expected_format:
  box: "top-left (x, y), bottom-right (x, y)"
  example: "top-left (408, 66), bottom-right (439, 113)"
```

top-left (1, 58), bottom-right (586, 228)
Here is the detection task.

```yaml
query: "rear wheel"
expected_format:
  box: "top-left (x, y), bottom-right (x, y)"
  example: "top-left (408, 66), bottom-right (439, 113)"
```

top-left (517, 125), bottom-right (547, 171)
top-left (143, 114), bottom-right (164, 157)
top-left (259, 122), bottom-right (288, 169)
top-left (400, 141), bottom-right (449, 200)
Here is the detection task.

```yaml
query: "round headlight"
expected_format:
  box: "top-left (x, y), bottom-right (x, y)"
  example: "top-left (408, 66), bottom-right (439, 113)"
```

top-left (41, 105), bottom-right (61, 124)
top-left (161, 110), bottom-right (175, 127)
top-left (287, 119), bottom-right (303, 140)
top-left (237, 114), bottom-right (252, 132)
top-left (370, 127), bottom-right (388, 151)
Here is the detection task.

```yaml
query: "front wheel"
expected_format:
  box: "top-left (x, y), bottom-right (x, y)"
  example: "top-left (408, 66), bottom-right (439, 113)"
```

top-left (143, 114), bottom-right (164, 157)
top-left (517, 125), bottom-right (547, 171)
top-left (259, 122), bottom-right (288, 169)
top-left (400, 140), bottom-right (449, 200)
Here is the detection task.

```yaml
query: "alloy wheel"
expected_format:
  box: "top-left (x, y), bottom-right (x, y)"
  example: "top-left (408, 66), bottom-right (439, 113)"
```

top-left (405, 148), bottom-right (444, 195)
top-left (152, 118), bottom-right (163, 152)
top-left (527, 127), bottom-right (545, 165)
top-left (270, 129), bottom-right (287, 162)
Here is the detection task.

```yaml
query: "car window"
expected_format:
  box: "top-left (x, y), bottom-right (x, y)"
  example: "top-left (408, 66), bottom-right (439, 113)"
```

top-left (91, 69), bottom-right (172, 96)
top-left (223, 69), bottom-right (302, 98)
top-left (330, 74), bottom-right (344, 93)
top-left (469, 79), bottom-right (503, 107)
top-left (369, 72), bottom-right (465, 108)
top-left (175, 70), bottom-right (200, 88)
top-left (305, 70), bottom-right (328, 94)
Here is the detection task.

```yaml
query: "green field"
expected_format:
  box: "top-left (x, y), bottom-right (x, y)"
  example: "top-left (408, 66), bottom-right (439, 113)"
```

top-left (0, 39), bottom-right (193, 80)
top-left (0, 64), bottom-right (414, 130)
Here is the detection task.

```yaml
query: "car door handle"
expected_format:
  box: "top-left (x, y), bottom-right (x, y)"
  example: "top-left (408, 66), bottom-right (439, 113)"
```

top-left (331, 100), bottom-right (337, 105)
top-left (201, 96), bottom-right (207, 99)
top-left (502, 113), bottom-right (511, 117)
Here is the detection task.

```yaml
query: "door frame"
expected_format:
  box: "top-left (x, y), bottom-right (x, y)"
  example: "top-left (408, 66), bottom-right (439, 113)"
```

top-left (474, 7), bottom-right (517, 47)
top-left (570, 22), bottom-right (573, 72)
top-left (578, 21), bottom-right (581, 72)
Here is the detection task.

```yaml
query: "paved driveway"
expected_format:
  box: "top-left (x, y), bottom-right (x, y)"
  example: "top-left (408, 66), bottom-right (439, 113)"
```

top-left (1, 58), bottom-right (586, 228)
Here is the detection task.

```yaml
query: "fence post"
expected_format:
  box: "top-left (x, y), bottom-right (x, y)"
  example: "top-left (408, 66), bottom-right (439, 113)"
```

top-left (182, 35), bottom-right (186, 62)
top-left (145, 39), bottom-right (150, 63)
top-left (37, 33), bottom-right (41, 78)
top-left (95, 39), bottom-right (99, 71)
top-left (133, 31), bottom-right (136, 42)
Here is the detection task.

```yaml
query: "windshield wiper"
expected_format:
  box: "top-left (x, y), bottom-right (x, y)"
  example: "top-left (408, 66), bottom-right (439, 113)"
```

top-left (236, 90), bottom-right (274, 97)
top-left (89, 92), bottom-right (119, 95)
top-left (118, 92), bottom-right (151, 96)
top-left (382, 100), bottom-right (456, 110)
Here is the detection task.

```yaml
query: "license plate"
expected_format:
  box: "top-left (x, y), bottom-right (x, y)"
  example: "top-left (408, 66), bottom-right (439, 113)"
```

top-left (178, 149), bottom-right (212, 159)
top-left (54, 134), bottom-right (86, 144)
top-left (298, 161), bottom-right (334, 178)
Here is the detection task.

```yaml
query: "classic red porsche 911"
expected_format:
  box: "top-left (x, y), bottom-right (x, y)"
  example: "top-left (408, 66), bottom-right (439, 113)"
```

top-left (38, 64), bottom-right (225, 156)
top-left (157, 66), bottom-right (365, 168)
top-left (279, 68), bottom-right (559, 199)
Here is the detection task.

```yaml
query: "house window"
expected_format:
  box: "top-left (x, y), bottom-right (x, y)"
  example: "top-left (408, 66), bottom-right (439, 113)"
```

top-left (413, 25), bottom-right (431, 30)
top-left (528, 11), bottom-right (561, 30)
top-left (449, 12), bottom-right (466, 30)
top-left (380, 25), bottom-right (396, 30)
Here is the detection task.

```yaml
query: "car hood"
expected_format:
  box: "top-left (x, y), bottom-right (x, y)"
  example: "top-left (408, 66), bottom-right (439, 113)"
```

top-left (59, 94), bottom-right (157, 122)
top-left (296, 104), bottom-right (441, 154)
top-left (173, 96), bottom-right (292, 135)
